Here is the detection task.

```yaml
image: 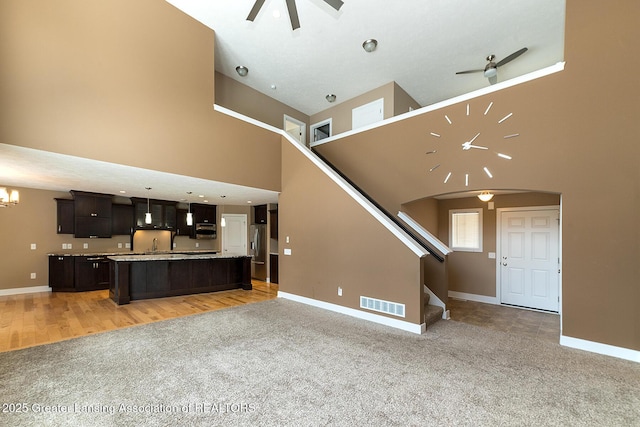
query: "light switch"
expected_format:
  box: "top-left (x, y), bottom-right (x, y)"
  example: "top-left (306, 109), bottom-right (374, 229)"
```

top-left (488, 252), bottom-right (496, 259)
top-left (30, 273), bottom-right (36, 279)
top-left (30, 243), bottom-right (37, 250)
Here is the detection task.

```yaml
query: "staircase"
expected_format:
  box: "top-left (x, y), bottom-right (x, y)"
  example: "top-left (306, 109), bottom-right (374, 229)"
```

top-left (424, 286), bottom-right (444, 327)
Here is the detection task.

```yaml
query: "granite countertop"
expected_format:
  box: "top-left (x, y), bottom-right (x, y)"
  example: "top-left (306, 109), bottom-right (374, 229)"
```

top-left (48, 250), bottom-right (219, 257)
top-left (108, 253), bottom-right (249, 262)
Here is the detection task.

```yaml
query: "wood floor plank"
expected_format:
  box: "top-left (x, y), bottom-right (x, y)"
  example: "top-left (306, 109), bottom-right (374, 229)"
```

top-left (0, 281), bottom-right (278, 352)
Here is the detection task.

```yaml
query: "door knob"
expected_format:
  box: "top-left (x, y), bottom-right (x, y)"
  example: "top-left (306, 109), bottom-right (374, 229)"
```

top-left (502, 262), bottom-right (508, 266)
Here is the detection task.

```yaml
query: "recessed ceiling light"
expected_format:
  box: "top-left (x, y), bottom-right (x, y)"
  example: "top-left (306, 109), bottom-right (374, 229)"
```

top-left (119, 190), bottom-right (126, 194)
top-left (362, 39), bottom-right (378, 53)
top-left (198, 194), bottom-right (205, 198)
top-left (270, 84), bottom-right (277, 90)
top-left (247, 200), bottom-right (252, 204)
top-left (326, 94), bottom-right (336, 103)
top-left (235, 65), bottom-right (249, 77)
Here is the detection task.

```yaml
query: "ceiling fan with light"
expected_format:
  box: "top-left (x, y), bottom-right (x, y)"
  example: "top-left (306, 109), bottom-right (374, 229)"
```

top-left (456, 47), bottom-right (528, 84)
top-left (246, 0), bottom-right (344, 30)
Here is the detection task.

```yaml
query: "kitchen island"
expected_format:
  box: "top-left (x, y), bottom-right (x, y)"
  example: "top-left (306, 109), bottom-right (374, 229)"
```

top-left (108, 253), bottom-right (252, 305)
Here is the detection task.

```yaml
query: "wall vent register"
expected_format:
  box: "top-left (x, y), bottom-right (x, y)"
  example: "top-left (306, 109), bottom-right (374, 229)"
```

top-left (360, 296), bottom-right (405, 318)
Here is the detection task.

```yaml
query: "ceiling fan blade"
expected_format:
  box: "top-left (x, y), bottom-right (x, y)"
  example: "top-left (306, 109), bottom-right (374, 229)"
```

top-left (286, 0), bottom-right (300, 30)
top-left (323, 0), bottom-right (344, 11)
top-left (456, 69), bottom-right (485, 75)
top-left (246, 0), bottom-right (265, 21)
top-left (496, 47), bottom-right (528, 68)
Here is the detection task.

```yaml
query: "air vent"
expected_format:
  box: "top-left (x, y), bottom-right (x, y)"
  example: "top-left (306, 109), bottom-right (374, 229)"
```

top-left (360, 296), bottom-right (405, 318)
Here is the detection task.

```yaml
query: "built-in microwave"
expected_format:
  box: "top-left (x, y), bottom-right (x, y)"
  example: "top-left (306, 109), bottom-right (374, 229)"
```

top-left (195, 223), bottom-right (216, 239)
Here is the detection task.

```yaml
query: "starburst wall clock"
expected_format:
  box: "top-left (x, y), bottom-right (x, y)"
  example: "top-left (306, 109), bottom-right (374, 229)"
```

top-left (425, 101), bottom-right (519, 186)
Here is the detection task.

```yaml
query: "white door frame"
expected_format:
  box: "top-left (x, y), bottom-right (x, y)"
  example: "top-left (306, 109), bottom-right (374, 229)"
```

top-left (496, 205), bottom-right (562, 314)
top-left (284, 115), bottom-right (306, 146)
top-left (310, 118), bottom-right (332, 146)
top-left (221, 213), bottom-right (248, 256)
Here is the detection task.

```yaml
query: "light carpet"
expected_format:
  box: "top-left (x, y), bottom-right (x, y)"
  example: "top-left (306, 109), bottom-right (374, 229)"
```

top-left (0, 299), bottom-right (638, 426)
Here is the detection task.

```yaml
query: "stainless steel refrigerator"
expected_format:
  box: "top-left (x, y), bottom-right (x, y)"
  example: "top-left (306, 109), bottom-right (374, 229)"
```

top-left (250, 224), bottom-right (267, 280)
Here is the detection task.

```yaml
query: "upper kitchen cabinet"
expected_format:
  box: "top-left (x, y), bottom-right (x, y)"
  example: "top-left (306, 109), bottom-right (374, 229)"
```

top-left (192, 203), bottom-right (216, 224)
top-left (112, 204), bottom-right (135, 235)
top-left (70, 191), bottom-right (113, 238)
top-left (254, 204), bottom-right (268, 224)
top-left (55, 198), bottom-right (75, 234)
top-left (175, 209), bottom-right (193, 237)
top-left (131, 198), bottom-right (177, 230)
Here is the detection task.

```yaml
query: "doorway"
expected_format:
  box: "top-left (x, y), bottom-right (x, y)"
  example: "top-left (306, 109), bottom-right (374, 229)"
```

top-left (310, 118), bottom-right (332, 144)
top-left (284, 115), bottom-right (306, 146)
top-left (497, 207), bottom-right (560, 312)
top-left (221, 214), bottom-right (248, 256)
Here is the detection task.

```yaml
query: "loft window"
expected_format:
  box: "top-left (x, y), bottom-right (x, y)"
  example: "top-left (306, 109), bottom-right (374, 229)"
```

top-left (449, 208), bottom-right (483, 252)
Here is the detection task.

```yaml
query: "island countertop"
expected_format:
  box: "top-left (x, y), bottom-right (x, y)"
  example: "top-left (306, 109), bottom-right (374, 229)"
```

top-left (107, 253), bottom-right (245, 262)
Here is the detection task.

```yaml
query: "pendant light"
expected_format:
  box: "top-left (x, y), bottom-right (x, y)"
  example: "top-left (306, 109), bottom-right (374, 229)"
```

top-left (186, 192), bottom-right (193, 226)
top-left (0, 187), bottom-right (19, 207)
top-left (220, 196), bottom-right (226, 227)
top-left (145, 187), bottom-right (152, 224)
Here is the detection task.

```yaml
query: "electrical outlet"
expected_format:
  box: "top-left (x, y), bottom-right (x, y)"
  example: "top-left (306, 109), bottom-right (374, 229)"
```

top-left (30, 243), bottom-right (37, 250)
top-left (83, 243), bottom-right (89, 249)
top-left (118, 243), bottom-right (123, 249)
top-left (68, 244), bottom-right (72, 249)
top-left (62, 243), bottom-right (67, 249)
top-left (125, 243), bottom-right (130, 248)
top-left (30, 273), bottom-right (36, 279)
top-left (195, 242), bottom-right (200, 248)
top-left (286, 236), bottom-right (290, 243)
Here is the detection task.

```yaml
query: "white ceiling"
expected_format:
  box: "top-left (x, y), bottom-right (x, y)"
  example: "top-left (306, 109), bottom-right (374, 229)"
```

top-left (1, 0), bottom-right (565, 205)
top-left (167, 0), bottom-right (566, 116)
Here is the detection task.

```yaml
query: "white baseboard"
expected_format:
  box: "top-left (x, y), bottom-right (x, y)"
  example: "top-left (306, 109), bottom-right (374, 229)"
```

top-left (278, 291), bottom-right (425, 334)
top-left (560, 335), bottom-right (640, 363)
top-left (0, 285), bottom-right (52, 296)
top-left (448, 290), bottom-right (499, 305)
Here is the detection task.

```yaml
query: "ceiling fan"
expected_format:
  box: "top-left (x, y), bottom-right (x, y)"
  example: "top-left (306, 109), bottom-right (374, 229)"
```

top-left (456, 47), bottom-right (528, 84)
top-left (246, 0), bottom-right (344, 30)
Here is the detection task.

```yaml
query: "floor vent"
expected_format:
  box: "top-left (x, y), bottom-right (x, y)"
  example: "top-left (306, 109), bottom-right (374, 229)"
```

top-left (360, 296), bottom-right (405, 318)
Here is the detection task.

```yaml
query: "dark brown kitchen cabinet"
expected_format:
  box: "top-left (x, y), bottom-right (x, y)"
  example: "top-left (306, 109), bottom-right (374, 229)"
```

top-left (175, 209), bottom-right (193, 236)
top-left (192, 203), bottom-right (216, 224)
top-left (70, 191), bottom-right (113, 238)
top-left (254, 204), bottom-right (267, 224)
top-left (74, 256), bottom-right (110, 291)
top-left (131, 198), bottom-right (177, 230)
top-left (55, 199), bottom-right (75, 234)
top-left (49, 255), bottom-right (75, 291)
top-left (112, 204), bottom-right (134, 235)
top-left (270, 253), bottom-right (279, 284)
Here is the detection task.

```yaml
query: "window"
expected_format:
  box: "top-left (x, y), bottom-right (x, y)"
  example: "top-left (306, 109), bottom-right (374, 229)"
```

top-left (450, 208), bottom-right (483, 252)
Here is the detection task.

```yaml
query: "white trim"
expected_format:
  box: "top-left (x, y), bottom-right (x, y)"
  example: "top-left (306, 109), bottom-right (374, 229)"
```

top-left (214, 105), bottom-right (429, 258)
top-left (449, 290), bottom-right (499, 305)
top-left (424, 286), bottom-right (446, 314)
top-left (278, 291), bottom-right (426, 334)
top-left (398, 211), bottom-right (452, 256)
top-left (560, 335), bottom-right (640, 363)
top-left (311, 62), bottom-right (566, 147)
top-left (283, 114), bottom-right (306, 146)
top-left (0, 285), bottom-right (52, 296)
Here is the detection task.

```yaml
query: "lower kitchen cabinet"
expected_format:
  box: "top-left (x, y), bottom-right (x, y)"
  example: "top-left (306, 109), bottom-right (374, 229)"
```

top-left (74, 256), bottom-right (111, 291)
top-left (49, 255), bottom-right (110, 292)
top-left (49, 256), bottom-right (75, 291)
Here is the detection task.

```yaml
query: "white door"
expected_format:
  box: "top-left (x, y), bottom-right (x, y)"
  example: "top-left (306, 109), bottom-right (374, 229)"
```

top-left (221, 214), bottom-right (247, 256)
top-left (499, 208), bottom-right (560, 312)
top-left (352, 98), bottom-right (384, 130)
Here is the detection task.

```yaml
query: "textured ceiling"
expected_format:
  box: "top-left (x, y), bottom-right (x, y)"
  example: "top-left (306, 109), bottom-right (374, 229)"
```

top-left (167, 0), bottom-right (566, 115)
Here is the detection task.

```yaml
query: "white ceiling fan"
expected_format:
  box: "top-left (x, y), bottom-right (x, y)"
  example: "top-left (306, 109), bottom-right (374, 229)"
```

top-left (246, 0), bottom-right (344, 30)
top-left (456, 47), bottom-right (528, 84)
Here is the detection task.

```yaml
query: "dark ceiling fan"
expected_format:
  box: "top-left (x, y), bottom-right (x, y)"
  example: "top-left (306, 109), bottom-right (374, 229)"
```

top-left (456, 47), bottom-right (528, 84)
top-left (247, 0), bottom-right (344, 30)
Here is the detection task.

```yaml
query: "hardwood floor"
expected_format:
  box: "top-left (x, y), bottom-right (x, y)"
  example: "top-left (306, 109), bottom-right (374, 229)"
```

top-left (0, 281), bottom-right (278, 353)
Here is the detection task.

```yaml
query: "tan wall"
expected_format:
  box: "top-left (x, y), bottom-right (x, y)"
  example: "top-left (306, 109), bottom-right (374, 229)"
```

top-left (279, 140), bottom-right (424, 324)
top-left (393, 82), bottom-right (422, 116)
top-left (215, 72), bottom-right (309, 133)
top-left (315, 1), bottom-right (640, 350)
top-left (0, 0), bottom-right (281, 192)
